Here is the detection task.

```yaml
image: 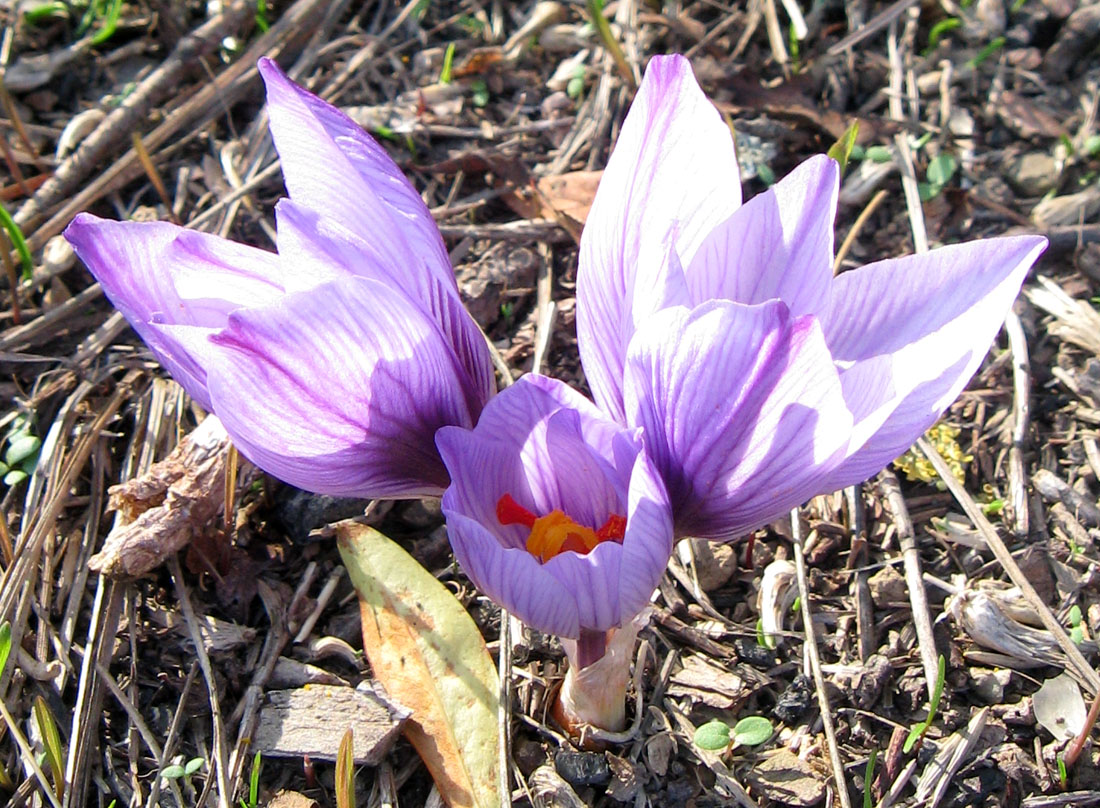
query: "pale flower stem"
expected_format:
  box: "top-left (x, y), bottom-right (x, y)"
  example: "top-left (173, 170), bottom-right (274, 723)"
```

top-left (558, 613), bottom-right (649, 732)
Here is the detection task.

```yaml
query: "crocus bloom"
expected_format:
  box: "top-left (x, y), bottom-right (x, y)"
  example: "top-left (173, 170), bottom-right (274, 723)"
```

top-left (436, 374), bottom-right (674, 729)
top-left (577, 54), bottom-right (1047, 540)
top-left (436, 375), bottom-right (673, 653)
top-left (64, 59), bottom-right (494, 498)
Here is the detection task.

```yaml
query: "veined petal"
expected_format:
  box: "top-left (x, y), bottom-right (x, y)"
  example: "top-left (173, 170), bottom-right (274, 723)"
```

top-left (577, 54), bottom-right (741, 422)
top-left (273, 200), bottom-right (495, 407)
top-left (64, 213), bottom-right (283, 409)
top-left (816, 235), bottom-right (1047, 489)
top-left (443, 512), bottom-right (581, 637)
top-left (685, 155), bottom-right (838, 314)
top-left (624, 301), bottom-right (853, 540)
top-left (437, 375), bottom-right (674, 639)
top-left (205, 276), bottom-right (479, 499)
top-left (257, 59), bottom-right (456, 293)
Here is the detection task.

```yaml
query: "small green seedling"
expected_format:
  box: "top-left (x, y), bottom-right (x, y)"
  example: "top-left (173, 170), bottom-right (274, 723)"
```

top-left (471, 80), bottom-right (489, 108)
top-left (567, 65), bottom-right (586, 100)
top-left (967, 37), bottom-right (1006, 69)
top-left (863, 749), bottom-right (878, 808)
top-left (827, 121), bottom-right (860, 174)
top-left (1057, 755), bottom-right (1068, 788)
top-left (439, 43), bottom-right (457, 84)
top-left (238, 752), bottom-right (262, 808)
top-left (904, 655), bottom-right (946, 753)
top-left (919, 153), bottom-right (958, 201)
top-left (33, 697), bottom-right (65, 801)
top-left (1068, 605), bottom-right (1084, 645)
top-left (1, 416), bottom-right (42, 487)
top-left (924, 18), bottom-right (961, 54)
top-left (160, 757), bottom-right (204, 785)
top-left (693, 716), bottom-right (774, 752)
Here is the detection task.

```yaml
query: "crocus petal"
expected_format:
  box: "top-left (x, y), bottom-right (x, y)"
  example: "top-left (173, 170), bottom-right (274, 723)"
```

top-left (685, 155), bottom-right (838, 314)
top-left (204, 276), bottom-right (478, 498)
top-left (64, 213), bottom-right (283, 409)
top-left (437, 375), bottom-right (674, 638)
top-left (257, 59), bottom-right (456, 294)
top-left (442, 512), bottom-right (581, 637)
top-left (273, 200), bottom-right (495, 406)
top-left (577, 54), bottom-right (741, 421)
top-left (815, 235), bottom-right (1047, 489)
top-left (624, 301), bottom-right (853, 539)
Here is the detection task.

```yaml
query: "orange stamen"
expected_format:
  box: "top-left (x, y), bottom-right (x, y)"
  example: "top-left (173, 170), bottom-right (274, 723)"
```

top-left (496, 494), bottom-right (627, 563)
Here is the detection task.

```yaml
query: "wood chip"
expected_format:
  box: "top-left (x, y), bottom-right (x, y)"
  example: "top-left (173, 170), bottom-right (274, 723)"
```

top-left (254, 684), bottom-right (410, 765)
top-left (747, 749), bottom-right (826, 807)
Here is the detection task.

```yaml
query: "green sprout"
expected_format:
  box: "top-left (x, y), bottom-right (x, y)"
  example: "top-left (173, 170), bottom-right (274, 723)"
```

top-left (827, 121), bottom-right (860, 174)
top-left (237, 752), bottom-right (262, 808)
top-left (1, 416), bottom-right (42, 487)
top-left (903, 655), bottom-right (946, 754)
top-left (693, 716), bottom-right (775, 752)
top-left (439, 42), bottom-right (456, 84)
top-left (160, 757), bottom-right (204, 786)
top-left (863, 749), bottom-right (878, 808)
top-left (918, 153), bottom-right (958, 201)
top-left (924, 18), bottom-right (961, 54)
top-left (967, 37), bottom-right (1006, 69)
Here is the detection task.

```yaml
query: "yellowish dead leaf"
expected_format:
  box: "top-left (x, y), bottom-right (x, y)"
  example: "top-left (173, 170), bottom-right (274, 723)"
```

top-left (336, 522), bottom-right (500, 808)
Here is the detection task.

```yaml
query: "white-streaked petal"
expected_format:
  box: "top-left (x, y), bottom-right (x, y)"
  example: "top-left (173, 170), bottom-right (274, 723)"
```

top-left (205, 276), bottom-right (479, 498)
top-left (624, 301), bottom-right (853, 539)
top-left (577, 54), bottom-right (741, 421)
top-left (686, 155), bottom-right (838, 314)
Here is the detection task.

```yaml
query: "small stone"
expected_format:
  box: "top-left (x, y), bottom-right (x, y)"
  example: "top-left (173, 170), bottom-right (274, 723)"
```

top-left (1005, 151), bottom-right (1058, 197)
top-left (734, 638), bottom-right (777, 669)
top-left (868, 565), bottom-right (908, 607)
top-left (854, 654), bottom-right (893, 709)
top-left (513, 737), bottom-right (547, 777)
top-left (554, 750), bottom-right (610, 788)
top-left (605, 754), bottom-right (643, 803)
top-left (748, 749), bottom-right (826, 806)
top-left (272, 490), bottom-right (373, 543)
top-left (970, 667), bottom-right (1012, 703)
top-left (689, 539), bottom-right (740, 590)
top-left (644, 732), bottom-right (675, 777)
top-left (773, 674), bottom-right (814, 725)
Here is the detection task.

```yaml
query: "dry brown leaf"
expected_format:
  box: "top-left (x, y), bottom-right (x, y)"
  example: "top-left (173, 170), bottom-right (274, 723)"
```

top-left (336, 521), bottom-right (501, 808)
top-left (90, 415), bottom-right (233, 578)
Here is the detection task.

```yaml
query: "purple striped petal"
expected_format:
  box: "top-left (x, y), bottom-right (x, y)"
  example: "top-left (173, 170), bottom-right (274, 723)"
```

top-left (64, 213), bottom-right (283, 409)
top-left (437, 375), bottom-right (673, 638)
top-left (814, 235), bottom-right (1047, 490)
top-left (273, 200), bottom-right (495, 406)
top-left (685, 155), bottom-right (838, 314)
top-left (577, 54), bottom-right (741, 422)
top-left (204, 276), bottom-right (480, 498)
top-left (258, 59), bottom-right (456, 295)
top-left (623, 301), bottom-right (853, 540)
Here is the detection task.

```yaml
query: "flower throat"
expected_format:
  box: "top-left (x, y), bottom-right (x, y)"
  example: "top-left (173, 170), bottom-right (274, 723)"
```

top-left (496, 494), bottom-right (626, 563)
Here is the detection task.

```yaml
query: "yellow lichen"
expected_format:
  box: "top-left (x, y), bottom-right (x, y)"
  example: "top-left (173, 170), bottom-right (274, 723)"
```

top-left (894, 422), bottom-right (972, 485)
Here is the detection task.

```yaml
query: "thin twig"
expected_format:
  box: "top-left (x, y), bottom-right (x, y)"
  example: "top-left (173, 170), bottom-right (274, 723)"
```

top-left (877, 470), bottom-right (940, 693)
top-left (916, 438), bottom-right (1100, 696)
top-left (169, 556), bottom-right (231, 808)
top-left (790, 510), bottom-right (853, 808)
top-left (1004, 311), bottom-right (1031, 539)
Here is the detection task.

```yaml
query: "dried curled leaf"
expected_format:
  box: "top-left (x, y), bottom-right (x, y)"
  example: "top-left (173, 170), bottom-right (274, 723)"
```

top-left (336, 522), bottom-right (500, 808)
top-left (90, 415), bottom-right (235, 578)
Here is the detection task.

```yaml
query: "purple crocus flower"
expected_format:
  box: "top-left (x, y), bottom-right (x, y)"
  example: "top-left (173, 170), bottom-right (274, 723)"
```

top-left (436, 375), bottom-right (673, 667)
top-left (577, 54), bottom-right (1048, 540)
top-left (64, 59), bottom-right (494, 498)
